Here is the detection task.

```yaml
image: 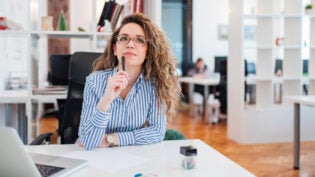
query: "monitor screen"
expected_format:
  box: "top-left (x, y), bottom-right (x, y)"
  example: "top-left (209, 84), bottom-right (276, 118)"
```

top-left (246, 62), bottom-right (256, 75)
top-left (214, 56), bottom-right (227, 73)
top-left (274, 59), bottom-right (283, 74)
top-left (303, 59), bottom-right (308, 75)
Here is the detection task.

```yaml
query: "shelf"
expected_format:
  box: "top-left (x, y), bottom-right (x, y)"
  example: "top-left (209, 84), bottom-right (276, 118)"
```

top-left (282, 77), bottom-right (301, 81)
top-left (96, 32), bottom-right (112, 36)
top-left (30, 31), bottom-right (94, 39)
top-left (0, 31), bottom-right (29, 37)
top-left (256, 45), bottom-right (273, 49)
top-left (0, 90), bottom-right (28, 103)
top-left (31, 93), bottom-right (67, 102)
top-left (283, 45), bottom-right (302, 49)
top-left (243, 14), bottom-right (273, 19)
top-left (255, 78), bottom-right (273, 82)
top-left (283, 14), bottom-right (302, 18)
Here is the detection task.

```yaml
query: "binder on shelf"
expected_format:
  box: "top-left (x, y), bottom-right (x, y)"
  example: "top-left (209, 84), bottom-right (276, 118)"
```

top-left (97, 1), bottom-right (109, 27)
top-left (97, 0), bottom-right (115, 28)
top-left (111, 5), bottom-right (124, 31)
top-left (130, 0), bottom-right (143, 13)
top-left (104, 0), bottom-right (115, 22)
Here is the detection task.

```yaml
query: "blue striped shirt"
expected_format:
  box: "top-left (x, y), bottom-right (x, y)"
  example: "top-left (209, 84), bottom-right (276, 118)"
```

top-left (78, 67), bottom-right (166, 150)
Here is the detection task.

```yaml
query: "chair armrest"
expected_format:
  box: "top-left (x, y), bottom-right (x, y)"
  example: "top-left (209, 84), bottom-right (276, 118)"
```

top-left (30, 132), bottom-right (53, 145)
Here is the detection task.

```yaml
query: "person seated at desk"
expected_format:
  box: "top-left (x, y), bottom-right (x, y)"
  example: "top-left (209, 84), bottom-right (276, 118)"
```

top-left (186, 58), bottom-right (211, 96)
top-left (77, 14), bottom-right (181, 150)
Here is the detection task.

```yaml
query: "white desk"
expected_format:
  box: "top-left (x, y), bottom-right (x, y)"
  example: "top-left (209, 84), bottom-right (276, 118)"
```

top-left (26, 139), bottom-right (255, 177)
top-left (179, 77), bottom-right (220, 122)
top-left (286, 95), bottom-right (315, 169)
top-left (0, 90), bottom-right (29, 143)
top-left (0, 90), bottom-right (67, 144)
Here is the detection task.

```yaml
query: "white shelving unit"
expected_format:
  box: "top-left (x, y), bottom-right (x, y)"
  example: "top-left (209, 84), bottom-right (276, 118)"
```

top-left (0, 0), bottom-right (161, 143)
top-left (229, 0), bottom-right (315, 144)
top-left (309, 0), bottom-right (315, 94)
top-left (282, 1), bottom-right (303, 101)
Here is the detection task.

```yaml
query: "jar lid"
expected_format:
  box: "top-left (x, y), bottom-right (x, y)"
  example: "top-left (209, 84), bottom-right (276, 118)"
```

top-left (180, 146), bottom-right (197, 156)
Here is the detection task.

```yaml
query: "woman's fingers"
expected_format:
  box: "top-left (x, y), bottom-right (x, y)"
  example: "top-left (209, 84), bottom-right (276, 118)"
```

top-left (104, 71), bottom-right (129, 99)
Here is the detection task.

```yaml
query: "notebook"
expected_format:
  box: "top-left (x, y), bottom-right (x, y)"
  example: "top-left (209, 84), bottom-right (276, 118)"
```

top-left (0, 127), bottom-right (87, 177)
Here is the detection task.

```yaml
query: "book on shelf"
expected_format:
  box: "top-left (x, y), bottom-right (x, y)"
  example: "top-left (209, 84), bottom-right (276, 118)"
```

top-left (97, 0), bottom-right (126, 32)
top-left (97, 0), bottom-right (115, 29)
top-left (111, 5), bottom-right (124, 31)
top-left (130, 0), bottom-right (143, 13)
top-left (97, 1), bottom-right (109, 27)
top-left (33, 86), bottom-right (67, 95)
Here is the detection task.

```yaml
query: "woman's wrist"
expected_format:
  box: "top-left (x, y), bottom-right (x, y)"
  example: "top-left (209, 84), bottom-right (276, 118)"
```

top-left (107, 133), bottom-right (119, 146)
top-left (98, 97), bottom-right (111, 112)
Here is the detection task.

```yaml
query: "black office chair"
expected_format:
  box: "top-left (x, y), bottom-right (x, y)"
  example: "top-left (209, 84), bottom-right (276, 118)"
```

top-left (49, 54), bottom-right (71, 134)
top-left (60, 52), bottom-right (102, 144)
top-left (30, 54), bottom-right (71, 145)
top-left (218, 60), bottom-right (227, 114)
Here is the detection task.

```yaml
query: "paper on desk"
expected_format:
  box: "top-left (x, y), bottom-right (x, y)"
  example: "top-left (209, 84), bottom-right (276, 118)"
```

top-left (62, 148), bottom-right (149, 173)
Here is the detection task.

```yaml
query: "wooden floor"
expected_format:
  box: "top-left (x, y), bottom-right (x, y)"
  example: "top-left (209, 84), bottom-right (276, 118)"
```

top-left (39, 106), bottom-right (315, 177)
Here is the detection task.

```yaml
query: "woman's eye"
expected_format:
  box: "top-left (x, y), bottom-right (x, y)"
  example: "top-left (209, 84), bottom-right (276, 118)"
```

top-left (119, 36), bottom-right (129, 41)
top-left (136, 37), bottom-right (145, 44)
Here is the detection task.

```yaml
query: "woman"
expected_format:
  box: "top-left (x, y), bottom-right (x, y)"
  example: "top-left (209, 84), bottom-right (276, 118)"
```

top-left (77, 13), bottom-right (181, 150)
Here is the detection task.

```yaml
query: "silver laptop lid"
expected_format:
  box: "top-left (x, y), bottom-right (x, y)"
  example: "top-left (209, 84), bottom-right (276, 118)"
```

top-left (0, 127), bottom-right (41, 177)
top-left (0, 127), bottom-right (87, 177)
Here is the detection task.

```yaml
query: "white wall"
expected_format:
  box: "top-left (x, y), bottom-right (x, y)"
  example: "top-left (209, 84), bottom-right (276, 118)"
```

top-left (193, 0), bottom-right (229, 72)
top-left (0, 0), bottom-right (28, 91)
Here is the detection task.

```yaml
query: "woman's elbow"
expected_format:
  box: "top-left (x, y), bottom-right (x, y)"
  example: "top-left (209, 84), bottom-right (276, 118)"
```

top-left (77, 138), bottom-right (97, 151)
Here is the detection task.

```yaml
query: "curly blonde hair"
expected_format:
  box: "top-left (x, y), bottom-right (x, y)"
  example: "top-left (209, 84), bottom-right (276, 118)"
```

top-left (93, 13), bottom-right (181, 119)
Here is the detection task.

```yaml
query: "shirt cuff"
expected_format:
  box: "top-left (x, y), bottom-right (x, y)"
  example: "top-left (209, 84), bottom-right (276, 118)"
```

top-left (91, 107), bottom-right (111, 128)
top-left (117, 131), bottom-right (135, 146)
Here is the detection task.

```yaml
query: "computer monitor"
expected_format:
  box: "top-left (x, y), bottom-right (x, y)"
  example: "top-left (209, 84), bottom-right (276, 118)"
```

top-left (303, 59), bottom-right (308, 75)
top-left (214, 56), bottom-right (227, 73)
top-left (274, 59), bottom-right (283, 74)
top-left (246, 62), bottom-right (256, 75)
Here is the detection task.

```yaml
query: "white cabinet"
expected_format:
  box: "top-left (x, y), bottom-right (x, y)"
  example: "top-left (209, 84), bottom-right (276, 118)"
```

top-left (0, 0), bottom-right (161, 143)
top-left (228, 0), bottom-right (315, 144)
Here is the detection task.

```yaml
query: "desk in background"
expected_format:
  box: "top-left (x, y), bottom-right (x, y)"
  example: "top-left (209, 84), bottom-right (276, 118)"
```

top-left (0, 90), bottom-right (67, 144)
top-left (179, 77), bottom-right (220, 123)
top-left (286, 95), bottom-right (315, 169)
top-left (26, 139), bottom-right (255, 177)
top-left (0, 90), bottom-right (28, 144)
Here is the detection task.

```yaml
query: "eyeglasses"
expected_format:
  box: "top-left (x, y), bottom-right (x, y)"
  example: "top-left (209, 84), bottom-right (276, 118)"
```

top-left (116, 34), bottom-right (147, 47)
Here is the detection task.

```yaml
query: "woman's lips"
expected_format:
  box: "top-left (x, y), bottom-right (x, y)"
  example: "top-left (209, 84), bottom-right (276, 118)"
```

top-left (123, 52), bottom-right (136, 56)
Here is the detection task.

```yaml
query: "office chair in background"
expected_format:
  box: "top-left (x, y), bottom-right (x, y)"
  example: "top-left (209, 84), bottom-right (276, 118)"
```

top-left (49, 54), bottom-right (71, 134)
top-left (218, 60), bottom-right (227, 114)
top-left (60, 52), bottom-right (102, 144)
top-left (30, 54), bottom-right (71, 145)
top-left (31, 52), bottom-right (101, 145)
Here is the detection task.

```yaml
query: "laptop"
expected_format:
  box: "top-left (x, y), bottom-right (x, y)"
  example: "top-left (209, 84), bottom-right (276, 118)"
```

top-left (0, 127), bottom-right (87, 177)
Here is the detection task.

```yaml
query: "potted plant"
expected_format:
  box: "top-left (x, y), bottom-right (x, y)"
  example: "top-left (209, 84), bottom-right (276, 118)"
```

top-left (305, 4), bottom-right (313, 14)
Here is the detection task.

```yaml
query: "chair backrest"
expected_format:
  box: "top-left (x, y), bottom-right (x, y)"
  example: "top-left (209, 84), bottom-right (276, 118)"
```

top-left (49, 54), bottom-right (71, 86)
top-left (60, 52), bottom-right (102, 144)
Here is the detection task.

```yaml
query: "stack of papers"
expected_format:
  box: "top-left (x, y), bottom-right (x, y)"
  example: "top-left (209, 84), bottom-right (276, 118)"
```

top-left (33, 86), bottom-right (67, 95)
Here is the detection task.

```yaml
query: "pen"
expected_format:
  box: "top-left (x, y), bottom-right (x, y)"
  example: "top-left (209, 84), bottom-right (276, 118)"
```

top-left (121, 56), bottom-right (125, 71)
top-left (134, 172), bottom-right (159, 177)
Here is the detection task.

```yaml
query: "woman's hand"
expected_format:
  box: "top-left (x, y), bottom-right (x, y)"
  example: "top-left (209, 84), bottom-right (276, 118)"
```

top-left (98, 70), bottom-right (129, 112)
top-left (77, 135), bottom-right (111, 148)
